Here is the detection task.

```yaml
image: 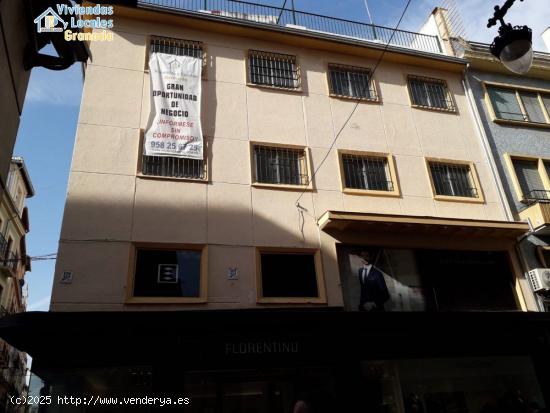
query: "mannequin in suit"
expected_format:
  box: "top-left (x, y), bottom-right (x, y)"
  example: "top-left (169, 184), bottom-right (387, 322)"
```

top-left (357, 250), bottom-right (390, 311)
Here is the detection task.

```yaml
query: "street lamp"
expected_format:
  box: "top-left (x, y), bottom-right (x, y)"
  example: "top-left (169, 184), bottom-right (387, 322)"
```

top-left (487, 0), bottom-right (533, 75)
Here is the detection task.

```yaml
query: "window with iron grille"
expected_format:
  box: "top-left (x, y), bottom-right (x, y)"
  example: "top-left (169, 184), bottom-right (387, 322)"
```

top-left (253, 145), bottom-right (308, 186)
top-left (341, 154), bottom-right (393, 191)
top-left (328, 64), bottom-right (377, 100)
top-left (429, 162), bottom-right (478, 198)
top-left (248, 50), bottom-right (300, 89)
top-left (486, 85), bottom-right (550, 124)
top-left (408, 76), bottom-right (455, 111)
top-left (142, 36), bottom-right (206, 180)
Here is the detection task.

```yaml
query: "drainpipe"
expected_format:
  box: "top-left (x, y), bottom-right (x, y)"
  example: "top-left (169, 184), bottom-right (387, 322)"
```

top-left (462, 68), bottom-right (514, 221)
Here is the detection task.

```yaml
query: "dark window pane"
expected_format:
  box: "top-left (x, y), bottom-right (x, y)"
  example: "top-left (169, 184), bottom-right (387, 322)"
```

top-left (430, 163), bottom-right (477, 198)
top-left (261, 253), bottom-right (318, 298)
top-left (342, 155), bottom-right (392, 191)
top-left (487, 87), bottom-right (525, 121)
top-left (134, 249), bottom-right (201, 298)
top-left (254, 146), bottom-right (307, 185)
top-left (520, 92), bottom-right (547, 123)
top-left (513, 159), bottom-right (546, 201)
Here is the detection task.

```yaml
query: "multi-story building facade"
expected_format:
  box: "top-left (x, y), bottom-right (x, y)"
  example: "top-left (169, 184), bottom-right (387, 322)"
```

top-left (0, 158), bottom-right (33, 409)
top-left (426, 8), bottom-right (550, 312)
top-left (3, 2), bottom-right (550, 411)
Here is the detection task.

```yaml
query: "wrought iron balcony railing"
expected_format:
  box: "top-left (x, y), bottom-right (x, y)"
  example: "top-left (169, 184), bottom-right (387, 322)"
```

top-left (523, 189), bottom-right (550, 206)
top-left (1, 251), bottom-right (19, 273)
top-left (138, 0), bottom-right (443, 54)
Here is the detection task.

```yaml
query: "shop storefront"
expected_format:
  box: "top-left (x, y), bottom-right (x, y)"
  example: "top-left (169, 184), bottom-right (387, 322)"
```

top-left (3, 311), bottom-right (550, 412)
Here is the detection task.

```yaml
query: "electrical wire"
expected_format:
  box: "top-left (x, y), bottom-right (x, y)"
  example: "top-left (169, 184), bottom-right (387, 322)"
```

top-left (294, 0), bottom-right (414, 210)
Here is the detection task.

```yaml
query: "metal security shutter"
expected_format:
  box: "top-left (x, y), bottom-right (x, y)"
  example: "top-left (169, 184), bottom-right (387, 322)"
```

top-left (487, 87), bottom-right (524, 121)
top-left (513, 159), bottom-right (545, 200)
top-left (520, 92), bottom-right (546, 123)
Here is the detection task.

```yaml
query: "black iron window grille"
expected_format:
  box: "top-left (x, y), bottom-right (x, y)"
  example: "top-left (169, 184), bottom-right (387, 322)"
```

top-left (408, 76), bottom-right (455, 111)
top-left (328, 64), bottom-right (377, 101)
top-left (487, 85), bottom-right (550, 124)
top-left (429, 162), bottom-right (478, 198)
top-left (253, 145), bottom-right (309, 186)
top-left (248, 50), bottom-right (300, 89)
top-left (342, 154), bottom-right (393, 191)
top-left (143, 37), bottom-right (207, 180)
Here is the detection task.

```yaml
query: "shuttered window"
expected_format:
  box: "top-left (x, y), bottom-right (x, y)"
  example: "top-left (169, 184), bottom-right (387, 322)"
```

top-left (429, 162), bottom-right (478, 198)
top-left (342, 154), bottom-right (393, 191)
top-left (248, 50), bottom-right (300, 89)
top-left (487, 85), bottom-right (550, 125)
top-left (253, 145), bottom-right (309, 186)
top-left (407, 76), bottom-right (455, 111)
top-left (142, 36), bottom-right (206, 180)
top-left (328, 64), bottom-right (377, 100)
top-left (520, 92), bottom-right (547, 123)
top-left (513, 159), bottom-right (547, 201)
top-left (487, 87), bottom-right (525, 121)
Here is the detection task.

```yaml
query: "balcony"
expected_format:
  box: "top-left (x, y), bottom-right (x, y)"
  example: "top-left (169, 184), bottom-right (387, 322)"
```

top-left (138, 0), bottom-right (443, 54)
top-left (519, 190), bottom-right (550, 232)
top-left (0, 250), bottom-right (19, 276)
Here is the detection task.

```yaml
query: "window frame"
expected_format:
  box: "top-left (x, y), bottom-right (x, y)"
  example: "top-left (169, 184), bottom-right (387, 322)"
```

top-left (246, 49), bottom-right (302, 92)
top-left (406, 75), bottom-right (456, 113)
top-left (146, 35), bottom-right (207, 80)
top-left (425, 158), bottom-right (485, 204)
top-left (137, 131), bottom-right (209, 183)
top-left (337, 150), bottom-right (400, 197)
top-left (255, 247), bottom-right (326, 304)
top-left (483, 81), bottom-right (550, 128)
top-left (327, 63), bottom-right (379, 102)
top-left (250, 142), bottom-right (313, 191)
top-left (126, 243), bottom-right (208, 304)
top-left (503, 153), bottom-right (550, 203)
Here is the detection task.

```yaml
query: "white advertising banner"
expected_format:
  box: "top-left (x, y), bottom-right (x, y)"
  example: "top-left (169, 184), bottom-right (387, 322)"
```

top-left (144, 52), bottom-right (203, 159)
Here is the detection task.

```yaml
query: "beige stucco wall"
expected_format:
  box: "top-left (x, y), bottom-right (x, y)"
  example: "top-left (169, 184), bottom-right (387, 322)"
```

top-left (0, 0), bottom-right (31, 192)
top-left (51, 13), bottom-right (527, 311)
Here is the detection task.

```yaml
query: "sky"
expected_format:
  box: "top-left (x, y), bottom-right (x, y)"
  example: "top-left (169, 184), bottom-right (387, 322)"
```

top-left (16, 0), bottom-right (550, 312)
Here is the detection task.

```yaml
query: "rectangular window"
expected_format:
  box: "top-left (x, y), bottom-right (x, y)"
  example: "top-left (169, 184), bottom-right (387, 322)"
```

top-left (328, 64), bottom-right (377, 100)
top-left (142, 37), bottom-right (207, 180)
top-left (248, 50), bottom-right (300, 89)
top-left (341, 153), bottom-right (393, 192)
top-left (132, 247), bottom-right (204, 300)
top-left (253, 145), bottom-right (309, 186)
top-left (429, 162), bottom-right (479, 198)
top-left (407, 76), bottom-right (455, 111)
top-left (512, 159), bottom-right (547, 202)
top-left (257, 250), bottom-right (324, 303)
top-left (486, 84), bottom-right (550, 125)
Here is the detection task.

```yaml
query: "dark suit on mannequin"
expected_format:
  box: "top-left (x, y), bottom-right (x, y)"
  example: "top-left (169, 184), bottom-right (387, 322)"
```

top-left (358, 264), bottom-right (390, 311)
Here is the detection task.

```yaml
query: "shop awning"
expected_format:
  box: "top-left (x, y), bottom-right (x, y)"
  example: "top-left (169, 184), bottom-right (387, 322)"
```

top-left (318, 211), bottom-right (529, 239)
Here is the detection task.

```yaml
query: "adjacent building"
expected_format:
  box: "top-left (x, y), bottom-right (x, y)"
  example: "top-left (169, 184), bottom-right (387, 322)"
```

top-left (426, 8), bottom-right (550, 311)
top-left (0, 158), bottom-right (34, 409)
top-left (2, 1), bottom-right (550, 411)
